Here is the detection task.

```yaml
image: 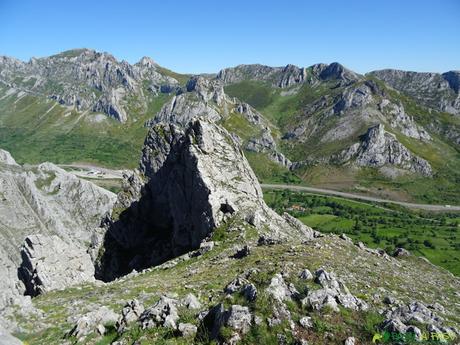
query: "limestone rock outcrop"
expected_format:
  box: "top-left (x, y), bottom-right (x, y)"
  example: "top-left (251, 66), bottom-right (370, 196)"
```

top-left (338, 124), bottom-right (432, 176)
top-left (19, 234), bottom-right (96, 296)
top-left (146, 76), bottom-right (226, 127)
top-left (0, 153), bottom-right (116, 307)
top-left (96, 119), bottom-right (314, 280)
top-left (0, 149), bottom-right (19, 166)
top-left (301, 269), bottom-right (368, 312)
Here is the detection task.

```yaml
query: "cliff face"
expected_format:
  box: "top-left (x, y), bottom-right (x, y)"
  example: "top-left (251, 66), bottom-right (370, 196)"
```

top-left (0, 151), bottom-right (116, 307)
top-left (96, 118), bottom-right (314, 281)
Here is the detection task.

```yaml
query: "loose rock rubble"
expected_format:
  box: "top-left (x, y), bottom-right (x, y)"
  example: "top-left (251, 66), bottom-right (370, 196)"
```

top-left (301, 269), bottom-right (368, 311)
top-left (67, 306), bottom-right (118, 340)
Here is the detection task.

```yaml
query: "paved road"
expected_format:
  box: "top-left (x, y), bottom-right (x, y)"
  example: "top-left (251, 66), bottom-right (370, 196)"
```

top-left (38, 163), bottom-right (460, 212)
top-left (261, 183), bottom-right (460, 212)
top-left (58, 164), bottom-right (124, 179)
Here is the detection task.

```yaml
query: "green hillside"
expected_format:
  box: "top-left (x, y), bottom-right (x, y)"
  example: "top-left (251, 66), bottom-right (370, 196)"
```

top-left (0, 85), bottom-right (171, 168)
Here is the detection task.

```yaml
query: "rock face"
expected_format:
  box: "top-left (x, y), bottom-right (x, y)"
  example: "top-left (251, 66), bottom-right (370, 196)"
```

top-left (338, 124), bottom-right (432, 176)
top-left (0, 153), bottom-right (116, 307)
top-left (216, 62), bottom-right (359, 88)
top-left (147, 76), bottom-right (226, 127)
top-left (370, 69), bottom-right (460, 115)
top-left (96, 118), bottom-right (314, 280)
top-left (0, 49), bottom-right (179, 122)
top-left (19, 234), bottom-right (95, 296)
top-left (147, 75), bottom-right (292, 169)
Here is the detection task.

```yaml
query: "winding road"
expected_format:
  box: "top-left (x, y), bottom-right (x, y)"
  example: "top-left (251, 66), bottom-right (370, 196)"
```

top-left (49, 163), bottom-right (460, 212)
top-left (261, 183), bottom-right (460, 212)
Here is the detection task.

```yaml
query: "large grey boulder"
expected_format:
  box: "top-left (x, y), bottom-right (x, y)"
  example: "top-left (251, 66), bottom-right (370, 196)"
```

top-left (178, 323), bottom-right (197, 338)
top-left (116, 299), bottom-right (145, 333)
top-left (182, 293), bottom-right (201, 310)
top-left (139, 296), bottom-right (179, 330)
top-left (385, 301), bottom-right (442, 326)
top-left (266, 273), bottom-right (299, 302)
top-left (19, 234), bottom-right (96, 296)
top-left (202, 303), bottom-right (252, 339)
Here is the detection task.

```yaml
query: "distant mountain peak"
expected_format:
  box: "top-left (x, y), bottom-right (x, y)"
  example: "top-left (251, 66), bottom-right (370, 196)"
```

top-left (137, 56), bottom-right (157, 68)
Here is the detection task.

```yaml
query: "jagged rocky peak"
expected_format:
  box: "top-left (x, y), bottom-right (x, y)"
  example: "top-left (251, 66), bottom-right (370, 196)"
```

top-left (136, 56), bottom-right (157, 68)
top-left (315, 62), bottom-right (360, 83)
top-left (140, 118), bottom-right (267, 231)
top-left (0, 55), bottom-right (24, 71)
top-left (338, 124), bottom-right (432, 177)
top-left (216, 63), bottom-right (281, 85)
top-left (96, 118), bottom-right (314, 280)
top-left (147, 76), bottom-right (227, 127)
top-left (186, 75), bottom-right (226, 104)
top-left (278, 64), bottom-right (308, 87)
top-left (369, 69), bottom-right (460, 115)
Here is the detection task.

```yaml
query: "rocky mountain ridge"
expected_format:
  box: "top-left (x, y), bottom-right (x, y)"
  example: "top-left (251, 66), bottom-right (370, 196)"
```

top-left (369, 69), bottom-right (460, 116)
top-left (0, 49), bottom-right (180, 122)
top-left (216, 62), bottom-right (360, 88)
top-left (1, 49), bottom-right (459, 203)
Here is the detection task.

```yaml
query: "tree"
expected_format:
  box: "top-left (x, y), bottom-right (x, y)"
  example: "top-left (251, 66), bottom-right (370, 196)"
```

top-left (353, 217), bottom-right (362, 231)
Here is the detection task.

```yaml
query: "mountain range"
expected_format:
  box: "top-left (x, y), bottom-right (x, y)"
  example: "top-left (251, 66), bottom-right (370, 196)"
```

top-left (0, 49), bottom-right (459, 344)
top-left (1, 48), bottom-right (459, 205)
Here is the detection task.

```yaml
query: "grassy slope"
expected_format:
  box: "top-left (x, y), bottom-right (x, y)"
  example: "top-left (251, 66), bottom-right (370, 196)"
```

top-left (0, 86), bottom-right (171, 168)
top-left (265, 189), bottom-right (460, 276)
top-left (225, 79), bottom-right (460, 204)
top-left (11, 217), bottom-right (459, 344)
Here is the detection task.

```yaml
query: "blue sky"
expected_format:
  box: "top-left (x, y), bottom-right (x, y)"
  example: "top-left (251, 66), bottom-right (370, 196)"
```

top-left (0, 0), bottom-right (459, 74)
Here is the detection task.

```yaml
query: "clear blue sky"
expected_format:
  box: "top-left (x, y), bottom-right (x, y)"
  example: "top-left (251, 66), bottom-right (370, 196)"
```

top-left (0, 0), bottom-right (459, 74)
